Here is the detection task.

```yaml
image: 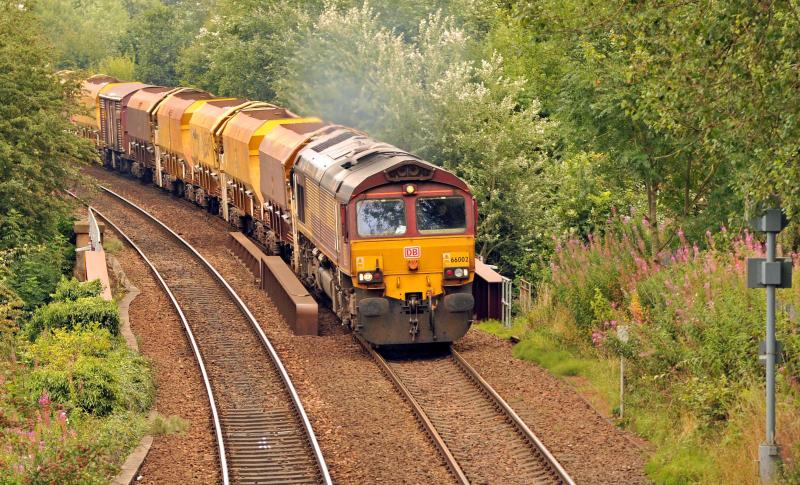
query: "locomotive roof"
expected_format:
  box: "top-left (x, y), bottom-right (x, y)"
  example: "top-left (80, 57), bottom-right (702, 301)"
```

top-left (98, 82), bottom-right (149, 101)
top-left (295, 128), bottom-right (470, 203)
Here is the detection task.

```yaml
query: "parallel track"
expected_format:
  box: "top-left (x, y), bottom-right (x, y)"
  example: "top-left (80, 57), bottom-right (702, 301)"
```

top-left (356, 336), bottom-right (575, 485)
top-left (78, 187), bottom-right (331, 485)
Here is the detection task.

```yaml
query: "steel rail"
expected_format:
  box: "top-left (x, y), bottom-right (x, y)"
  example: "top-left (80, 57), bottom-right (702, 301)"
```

top-left (354, 335), bottom-right (470, 485)
top-left (357, 333), bottom-right (575, 485)
top-left (98, 186), bottom-right (333, 485)
top-left (451, 349), bottom-right (576, 485)
top-left (66, 190), bottom-right (231, 485)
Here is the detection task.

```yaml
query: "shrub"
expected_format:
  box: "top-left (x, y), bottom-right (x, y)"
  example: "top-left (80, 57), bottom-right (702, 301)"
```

top-left (3, 240), bottom-right (73, 310)
top-left (0, 392), bottom-right (148, 484)
top-left (21, 325), bottom-right (153, 416)
top-left (27, 297), bottom-right (120, 340)
top-left (51, 277), bottom-right (102, 302)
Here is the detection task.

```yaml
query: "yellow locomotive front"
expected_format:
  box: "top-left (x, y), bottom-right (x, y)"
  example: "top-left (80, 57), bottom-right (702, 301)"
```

top-left (291, 129), bottom-right (476, 345)
top-left (349, 181), bottom-right (476, 343)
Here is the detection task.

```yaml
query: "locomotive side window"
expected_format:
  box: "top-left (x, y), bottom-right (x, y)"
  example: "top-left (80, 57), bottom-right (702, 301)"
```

top-left (416, 196), bottom-right (466, 234)
top-left (357, 199), bottom-right (406, 237)
top-left (296, 183), bottom-right (306, 223)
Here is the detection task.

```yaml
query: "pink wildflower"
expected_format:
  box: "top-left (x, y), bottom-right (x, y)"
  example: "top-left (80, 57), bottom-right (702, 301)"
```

top-left (38, 391), bottom-right (50, 408)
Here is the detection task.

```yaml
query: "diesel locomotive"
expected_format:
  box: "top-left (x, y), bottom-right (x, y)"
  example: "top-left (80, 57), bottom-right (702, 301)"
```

top-left (73, 74), bottom-right (477, 345)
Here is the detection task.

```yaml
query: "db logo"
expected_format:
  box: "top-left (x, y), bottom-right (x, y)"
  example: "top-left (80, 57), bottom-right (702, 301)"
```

top-left (403, 246), bottom-right (421, 259)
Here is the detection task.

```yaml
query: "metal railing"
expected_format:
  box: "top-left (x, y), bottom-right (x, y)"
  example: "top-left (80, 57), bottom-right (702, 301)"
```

top-left (501, 276), bottom-right (512, 327)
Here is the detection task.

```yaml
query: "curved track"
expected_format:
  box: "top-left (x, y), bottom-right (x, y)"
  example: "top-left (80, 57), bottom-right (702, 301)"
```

top-left (78, 187), bottom-right (331, 485)
top-left (356, 336), bottom-right (575, 485)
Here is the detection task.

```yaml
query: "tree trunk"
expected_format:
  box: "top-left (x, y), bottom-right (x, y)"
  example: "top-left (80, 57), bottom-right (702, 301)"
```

top-left (647, 181), bottom-right (659, 258)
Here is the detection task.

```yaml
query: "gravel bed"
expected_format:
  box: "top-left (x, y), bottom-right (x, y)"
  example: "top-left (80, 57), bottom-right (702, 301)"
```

top-left (454, 330), bottom-right (650, 484)
top-left (84, 167), bottom-right (454, 484)
top-left (107, 231), bottom-right (220, 484)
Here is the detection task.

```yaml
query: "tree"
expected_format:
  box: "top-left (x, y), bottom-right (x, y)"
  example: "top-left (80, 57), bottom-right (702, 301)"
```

top-left (177, 0), bottom-right (315, 99)
top-left (0, 3), bottom-right (94, 248)
top-left (32, 0), bottom-right (132, 69)
top-left (279, 5), bottom-right (555, 275)
top-left (120, 3), bottom-right (186, 85)
top-left (505, 0), bottom-right (800, 249)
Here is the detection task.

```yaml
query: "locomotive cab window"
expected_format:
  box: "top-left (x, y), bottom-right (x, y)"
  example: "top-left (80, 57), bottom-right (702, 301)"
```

top-left (416, 196), bottom-right (466, 234)
top-left (357, 199), bottom-right (406, 237)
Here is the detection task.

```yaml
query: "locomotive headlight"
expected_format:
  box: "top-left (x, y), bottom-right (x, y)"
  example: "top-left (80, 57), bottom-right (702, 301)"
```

top-left (363, 272), bottom-right (374, 282)
top-left (404, 184), bottom-right (416, 195)
top-left (454, 268), bottom-right (465, 278)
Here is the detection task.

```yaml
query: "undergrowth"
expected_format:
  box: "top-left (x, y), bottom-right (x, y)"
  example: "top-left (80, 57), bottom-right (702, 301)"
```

top-left (0, 278), bottom-right (153, 483)
top-left (480, 216), bottom-right (800, 484)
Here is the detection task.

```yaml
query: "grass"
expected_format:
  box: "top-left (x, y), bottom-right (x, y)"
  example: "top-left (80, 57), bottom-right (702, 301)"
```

top-left (150, 414), bottom-right (189, 435)
top-left (477, 318), bottom-right (619, 416)
top-left (102, 237), bottom-right (124, 255)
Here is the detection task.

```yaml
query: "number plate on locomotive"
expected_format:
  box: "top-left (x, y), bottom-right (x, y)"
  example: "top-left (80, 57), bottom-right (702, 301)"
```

top-left (403, 246), bottom-right (421, 259)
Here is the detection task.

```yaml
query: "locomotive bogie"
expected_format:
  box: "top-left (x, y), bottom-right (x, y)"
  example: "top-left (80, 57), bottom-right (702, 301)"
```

top-left (356, 285), bottom-right (474, 345)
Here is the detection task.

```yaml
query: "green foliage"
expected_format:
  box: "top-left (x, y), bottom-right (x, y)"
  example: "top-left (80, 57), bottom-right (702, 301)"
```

top-left (0, 5), bottom-right (93, 251)
top-left (22, 325), bottom-right (153, 416)
top-left (120, 3), bottom-right (184, 85)
top-left (1, 238), bottom-right (74, 310)
top-left (178, 0), bottom-right (312, 100)
top-left (0, 399), bottom-right (148, 484)
top-left (102, 237), bottom-right (124, 254)
top-left (51, 277), bottom-right (103, 302)
top-left (32, 0), bottom-right (133, 69)
top-left (95, 55), bottom-right (135, 81)
top-left (28, 297), bottom-right (120, 340)
top-left (279, 4), bottom-right (554, 274)
top-left (527, 221), bottom-right (800, 481)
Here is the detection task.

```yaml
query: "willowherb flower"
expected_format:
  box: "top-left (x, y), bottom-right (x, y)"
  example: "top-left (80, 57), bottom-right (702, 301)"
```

top-left (38, 391), bottom-right (50, 408)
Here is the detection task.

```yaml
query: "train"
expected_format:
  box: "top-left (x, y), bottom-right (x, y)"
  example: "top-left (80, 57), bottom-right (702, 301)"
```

top-left (73, 74), bottom-right (477, 345)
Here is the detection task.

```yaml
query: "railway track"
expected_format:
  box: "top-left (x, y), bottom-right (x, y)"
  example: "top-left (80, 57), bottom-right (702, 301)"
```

top-left (78, 187), bottom-right (331, 485)
top-left (357, 336), bottom-right (575, 485)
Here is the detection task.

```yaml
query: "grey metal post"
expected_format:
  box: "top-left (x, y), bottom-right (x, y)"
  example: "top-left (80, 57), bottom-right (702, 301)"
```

top-left (748, 209), bottom-right (790, 483)
top-left (760, 231), bottom-right (779, 482)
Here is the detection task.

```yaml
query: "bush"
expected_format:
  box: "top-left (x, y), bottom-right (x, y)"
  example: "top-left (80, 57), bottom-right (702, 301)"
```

top-left (22, 325), bottom-right (153, 416)
top-left (51, 277), bottom-right (102, 302)
top-left (27, 297), bottom-right (119, 340)
top-left (3, 240), bottom-right (73, 310)
top-left (0, 393), bottom-right (148, 484)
